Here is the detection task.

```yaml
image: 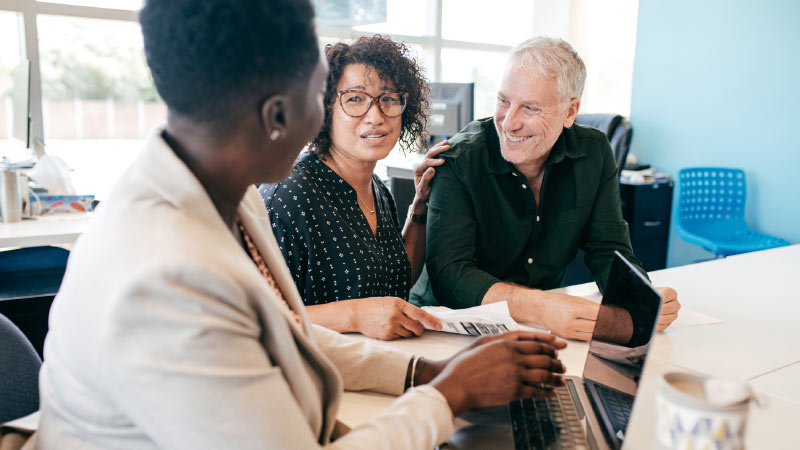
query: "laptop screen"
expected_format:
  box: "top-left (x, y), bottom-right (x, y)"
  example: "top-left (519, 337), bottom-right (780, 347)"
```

top-left (582, 251), bottom-right (663, 396)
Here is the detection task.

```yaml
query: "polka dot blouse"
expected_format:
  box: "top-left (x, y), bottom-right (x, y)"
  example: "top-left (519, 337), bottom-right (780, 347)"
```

top-left (259, 153), bottom-right (411, 306)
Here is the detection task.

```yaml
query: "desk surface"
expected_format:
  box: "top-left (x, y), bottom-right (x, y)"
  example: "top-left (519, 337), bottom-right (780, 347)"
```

top-left (750, 361), bottom-right (800, 405)
top-left (0, 213), bottom-right (91, 248)
top-left (554, 244), bottom-right (800, 381)
top-left (338, 245), bottom-right (800, 449)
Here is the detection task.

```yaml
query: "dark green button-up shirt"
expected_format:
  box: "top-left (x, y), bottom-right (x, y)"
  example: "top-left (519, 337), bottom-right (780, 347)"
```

top-left (422, 117), bottom-right (644, 309)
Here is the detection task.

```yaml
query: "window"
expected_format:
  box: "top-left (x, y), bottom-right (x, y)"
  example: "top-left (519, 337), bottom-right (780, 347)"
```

top-left (35, 0), bottom-right (143, 10)
top-left (352, 0), bottom-right (436, 37)
top-left (36, 15), bottom-right (163, 198)
top-left (441, 0), bottom-right (534, 46)
top-left (1, 0), bottom-right (639, 197)
top-left (441, 48), bottom-right (507, 119)
top-left (0, 11), bottom-right (23, 158)
top-left (568, 0), bottom-right (639, 116)
top-left (37, 15), bottom-right (162, 140)
top-left (407, 44), bottom-right (437, 85)
top-left (315, 0), bottom-right (387, 28)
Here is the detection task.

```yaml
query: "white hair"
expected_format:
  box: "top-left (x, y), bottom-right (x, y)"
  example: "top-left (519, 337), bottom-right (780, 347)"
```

top-left (507, 37), bottom-right (586, 105)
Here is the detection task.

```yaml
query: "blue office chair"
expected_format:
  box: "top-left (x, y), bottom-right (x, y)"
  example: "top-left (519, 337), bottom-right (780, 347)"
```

top-left (0, 313), bottom-right (42, 423)
top-left (675, 167), bottom-right (789, 257)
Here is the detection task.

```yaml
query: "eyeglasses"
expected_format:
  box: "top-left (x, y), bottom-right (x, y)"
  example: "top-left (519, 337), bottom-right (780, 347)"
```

top-left (337, 90), bottom-right (407, 118)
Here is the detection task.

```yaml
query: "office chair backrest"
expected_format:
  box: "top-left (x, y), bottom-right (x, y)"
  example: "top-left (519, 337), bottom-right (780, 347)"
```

top-left (678, 167), bottom-right (746, 225)
top-left (574, 113), bottom-right (632, 173)
top-left (0, 313), bottom-right (42, 423)
top-left (0, 246), bottom-right (69, 274)
top-left (608, 119), bottom-right (632, 171)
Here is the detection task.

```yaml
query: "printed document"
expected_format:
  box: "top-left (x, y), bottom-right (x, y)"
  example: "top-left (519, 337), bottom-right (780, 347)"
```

top-left (422, 301), bottom-right (519, 336)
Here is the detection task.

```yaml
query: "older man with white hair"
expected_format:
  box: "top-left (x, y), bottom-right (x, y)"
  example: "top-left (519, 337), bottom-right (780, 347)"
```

top-left (416, 37), bottom-right (680, 341)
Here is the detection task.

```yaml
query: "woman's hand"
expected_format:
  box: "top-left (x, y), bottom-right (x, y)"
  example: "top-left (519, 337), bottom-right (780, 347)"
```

top-left (349, 297), bottom-right (442, 340)
top-left (410, 140), bottom-right (450, 213)
top-left (427, 331), bottom-right (567, 416)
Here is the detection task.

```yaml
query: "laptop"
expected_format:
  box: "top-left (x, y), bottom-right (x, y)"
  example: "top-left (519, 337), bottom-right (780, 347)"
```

top-left (441, 251), bottom-right (663, 450)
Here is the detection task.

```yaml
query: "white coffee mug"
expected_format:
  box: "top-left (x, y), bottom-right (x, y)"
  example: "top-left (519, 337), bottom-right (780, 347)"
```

top-left (655, 372), bottom-right (752, 450)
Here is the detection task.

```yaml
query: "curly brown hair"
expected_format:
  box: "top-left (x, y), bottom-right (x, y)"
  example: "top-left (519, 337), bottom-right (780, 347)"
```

top-left (309, 35), bottom-right (430, 156)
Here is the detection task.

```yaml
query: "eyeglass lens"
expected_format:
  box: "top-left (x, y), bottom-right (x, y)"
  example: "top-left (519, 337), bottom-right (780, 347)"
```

top-left (340, 91), bottom-right (406, 117)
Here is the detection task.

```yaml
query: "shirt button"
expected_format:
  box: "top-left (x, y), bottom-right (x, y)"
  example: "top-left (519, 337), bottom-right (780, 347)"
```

top-left (527, 258), bottom-right (533, 264)
top-left (512, 172), bottom-right (518, 177)
top-left (536, 215), bottom-right (540, 222)
top-left (521, 184), bottom-right (527, 189)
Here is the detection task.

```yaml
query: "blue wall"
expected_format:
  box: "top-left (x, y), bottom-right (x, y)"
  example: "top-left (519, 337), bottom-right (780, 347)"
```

top-left (629, 0), bottom-right (800, 266)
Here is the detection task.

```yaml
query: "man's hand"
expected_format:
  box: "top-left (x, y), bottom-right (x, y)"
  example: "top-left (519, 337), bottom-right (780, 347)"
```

top-left (510, 291), bottom-right (600, 341)
top-left (656, 287), bottom-right (680, 331)
top-left (350, 297), bottom-right (442, 340)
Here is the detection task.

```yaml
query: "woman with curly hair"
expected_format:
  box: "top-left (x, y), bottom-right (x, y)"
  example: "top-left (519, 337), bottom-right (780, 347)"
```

top-left (260, 35), bottom-right (449, 340)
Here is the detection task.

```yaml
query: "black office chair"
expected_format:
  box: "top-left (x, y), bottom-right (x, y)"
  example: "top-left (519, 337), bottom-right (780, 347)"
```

top-left (0, 313), bottom-right (42, 423)
top-left (574, 113), bottom-right (633, 174)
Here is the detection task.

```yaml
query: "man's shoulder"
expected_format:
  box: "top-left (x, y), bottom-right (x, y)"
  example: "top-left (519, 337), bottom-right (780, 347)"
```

top-left (441, 117), bottom-right (497, 166)
top-left (565, 123), bottom-right (612, 156)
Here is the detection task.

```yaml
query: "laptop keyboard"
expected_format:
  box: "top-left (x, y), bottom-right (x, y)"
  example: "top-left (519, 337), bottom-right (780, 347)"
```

top-left (508, 384), bottom-right (589, 450)
top-left (593, 384), bottom-right (634, 434)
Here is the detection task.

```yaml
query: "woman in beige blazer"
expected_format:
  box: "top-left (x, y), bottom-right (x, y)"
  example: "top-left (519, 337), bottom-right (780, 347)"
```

top-left (35, 1), bottom-right (567, 449)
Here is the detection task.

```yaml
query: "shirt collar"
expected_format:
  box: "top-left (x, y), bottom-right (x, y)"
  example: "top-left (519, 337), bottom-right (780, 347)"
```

top-left (547, 126), bottom-right (590, 165)
top-left (304, 152), bottom-right (381, 199)
top-left (486, 124), bottom-right (514, 175)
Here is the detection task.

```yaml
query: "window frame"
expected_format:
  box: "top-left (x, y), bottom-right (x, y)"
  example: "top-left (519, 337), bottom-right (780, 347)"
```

top-left (0, 0), bottom-right (139, 145)
top-left (7, 0), bottom-right (640, 145)
top-left (0, 0), bottom-right (530, 145)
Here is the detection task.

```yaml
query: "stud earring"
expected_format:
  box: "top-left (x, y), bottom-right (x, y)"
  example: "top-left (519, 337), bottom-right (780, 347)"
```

top-left (270, 130), bottom-right (281, 141)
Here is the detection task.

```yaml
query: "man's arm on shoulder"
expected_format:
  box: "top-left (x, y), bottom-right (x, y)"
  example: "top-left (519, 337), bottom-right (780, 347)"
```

top-left (425, 161), bottom-right (499, 309)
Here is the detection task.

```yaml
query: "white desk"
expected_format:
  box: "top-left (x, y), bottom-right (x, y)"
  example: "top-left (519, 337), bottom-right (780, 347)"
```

top-left (750, 361), bottom-right (800, 405)
top-left (555, 245), bottom-right (800, 381)
top-left (338, 245), bottom-right (800, 449)
top-left (624, 359), bottom-right (800, 450)
top-left (0, 213), bottom-right (91, 249)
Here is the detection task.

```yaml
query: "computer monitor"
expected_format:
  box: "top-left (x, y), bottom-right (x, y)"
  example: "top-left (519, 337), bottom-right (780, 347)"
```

top-left (427, 82), bottom-right (473, 149)
top-left (11, 60), bottom-right (31, 148)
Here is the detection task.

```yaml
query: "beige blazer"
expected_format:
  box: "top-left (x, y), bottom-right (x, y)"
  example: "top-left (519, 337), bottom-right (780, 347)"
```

top-left (35, 131), bottom-right (453, 449)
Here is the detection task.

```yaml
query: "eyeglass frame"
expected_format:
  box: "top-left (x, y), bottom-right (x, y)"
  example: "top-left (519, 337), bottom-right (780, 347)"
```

top-left (336, 89), bottom-right (408, 118)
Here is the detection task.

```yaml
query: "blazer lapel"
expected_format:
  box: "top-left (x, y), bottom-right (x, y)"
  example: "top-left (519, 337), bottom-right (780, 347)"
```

top-left (237, 187), bottom-right (344, 443)
top-left (236, 187), bottom-right (313, 335)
